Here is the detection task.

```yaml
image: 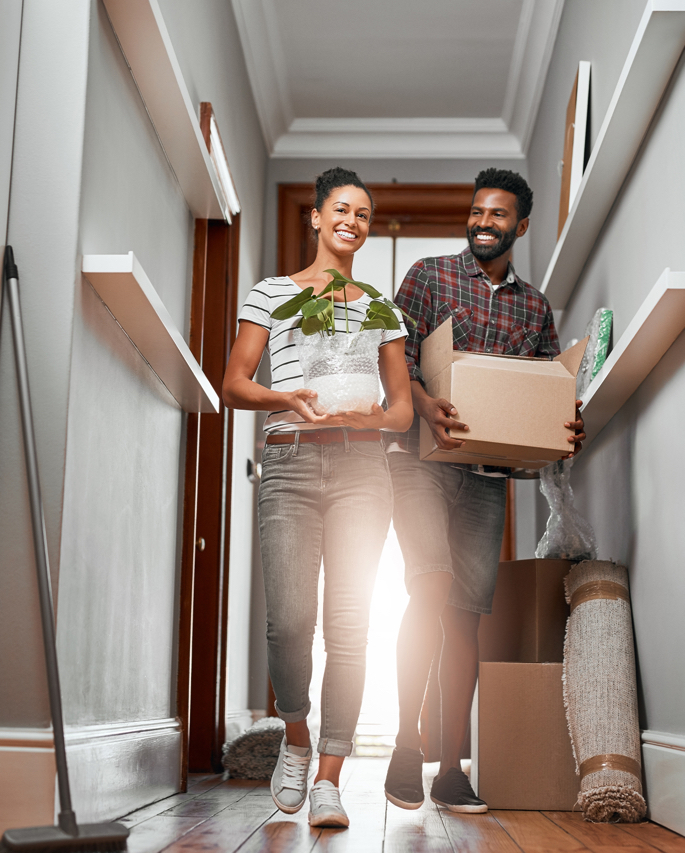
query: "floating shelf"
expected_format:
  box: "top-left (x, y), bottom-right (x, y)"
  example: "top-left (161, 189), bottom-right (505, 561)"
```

top-left (540, 1), bottom-right (685, 309)
top-left (581, 269), bottom-right (685, 445)
top-left (102, 0), bottom-right (228, 221)
top-left (82, 253), bottom-right (220, 414)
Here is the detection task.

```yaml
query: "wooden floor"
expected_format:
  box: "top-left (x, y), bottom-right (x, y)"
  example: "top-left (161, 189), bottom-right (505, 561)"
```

top-left (121, 759), bottom-right (685, 853)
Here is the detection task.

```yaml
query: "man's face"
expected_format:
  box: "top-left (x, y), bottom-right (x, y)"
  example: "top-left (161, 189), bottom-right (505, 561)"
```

top-left (466, 188), bottom-right (528, 262)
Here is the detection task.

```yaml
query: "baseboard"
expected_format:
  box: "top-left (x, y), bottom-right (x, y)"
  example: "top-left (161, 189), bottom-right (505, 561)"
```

top-left (65, 717), bottom-right (182, 821)
top-left (225, 709), bottom-right (253, 743)
top-left (0, 718), bottom-right (182, 830)
top-left (0, 729), bottom-right (56, 834)
top-left (642, 730), bottom-right (685, 836)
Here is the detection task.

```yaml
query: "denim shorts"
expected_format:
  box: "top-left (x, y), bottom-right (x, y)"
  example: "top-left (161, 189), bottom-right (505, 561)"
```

top-left (387, 452), bottom-right (507, 613)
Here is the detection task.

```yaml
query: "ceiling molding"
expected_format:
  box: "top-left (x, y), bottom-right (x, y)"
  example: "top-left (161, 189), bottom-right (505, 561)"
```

top-left (230, 0), bottom-right (293, 151)
top-left (234, 0), bottom-right (564, 159)
top-left (505, 0), bottom-right (565, 152)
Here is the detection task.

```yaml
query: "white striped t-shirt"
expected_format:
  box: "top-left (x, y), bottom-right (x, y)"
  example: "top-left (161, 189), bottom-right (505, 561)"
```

top-left (238, 276), bottom-right (407, 433)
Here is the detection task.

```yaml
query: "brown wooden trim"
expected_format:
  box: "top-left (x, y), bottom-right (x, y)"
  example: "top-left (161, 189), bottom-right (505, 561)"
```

top-left (199, 102), bottom-right (212, 151)
top-left (558, 70), bottom-right (579, 238)
top-left (177, 219), bottom-right (209, 789)
top-left (277, 183), bottom-right (475, 277)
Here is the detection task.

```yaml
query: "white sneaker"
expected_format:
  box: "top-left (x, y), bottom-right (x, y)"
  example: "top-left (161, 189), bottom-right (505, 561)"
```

top-left (308, 780), bottom-right (350, 828)
top-left (270, 736), bottom-right (312, 814)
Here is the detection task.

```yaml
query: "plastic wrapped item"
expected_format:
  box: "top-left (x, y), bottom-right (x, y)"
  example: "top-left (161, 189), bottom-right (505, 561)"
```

top-left (576, 308), bottom-right (613, 398)
top-left (535, 459), bottom-right (597, 560)
top-left (295, 328), bottom-right (382, 415)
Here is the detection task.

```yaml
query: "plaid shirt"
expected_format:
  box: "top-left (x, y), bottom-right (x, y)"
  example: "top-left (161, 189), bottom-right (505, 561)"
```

top-left (388, 248), bottom-right (560, 460)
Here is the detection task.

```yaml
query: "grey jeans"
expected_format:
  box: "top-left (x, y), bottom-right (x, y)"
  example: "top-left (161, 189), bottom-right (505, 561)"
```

top-left (258, 434), bottom-right (393, 756)
top-left (388, 452), bottom-right (507, 613)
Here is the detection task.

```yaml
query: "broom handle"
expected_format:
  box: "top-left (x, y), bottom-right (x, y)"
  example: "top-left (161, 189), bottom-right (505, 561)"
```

top-left (3, 247), bottom-right (78, 834)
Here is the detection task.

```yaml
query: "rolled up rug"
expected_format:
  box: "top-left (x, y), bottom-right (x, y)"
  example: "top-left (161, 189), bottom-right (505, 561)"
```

top-left (222, 717), bottom-right (285, 779)
top-left (563, 560), bottom-right (646, 822)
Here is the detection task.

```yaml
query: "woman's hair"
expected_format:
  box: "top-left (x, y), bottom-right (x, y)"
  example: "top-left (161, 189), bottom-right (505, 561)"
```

top-left (313, 167), bottom-right (374, 214)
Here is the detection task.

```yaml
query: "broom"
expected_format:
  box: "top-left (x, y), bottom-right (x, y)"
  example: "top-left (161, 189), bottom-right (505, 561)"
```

top-left (1, 247), bottom-right (129, 851)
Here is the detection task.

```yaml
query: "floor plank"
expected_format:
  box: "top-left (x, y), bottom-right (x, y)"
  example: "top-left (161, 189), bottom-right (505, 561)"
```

top-left (439, 812), bottom-right (523, 852)
top-left (616, 823), bottom-right (685, 852)
top-left (125, 816), bottom-right (207, 853)
top-left (160, 800), bottom-right (279, 853)
top-left (494, 810), bottom-right (591, 852)
top-left (545, 811), bottom-right (660, 852)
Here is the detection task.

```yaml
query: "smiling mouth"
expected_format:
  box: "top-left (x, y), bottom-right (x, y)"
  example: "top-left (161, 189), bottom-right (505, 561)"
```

top-left (335, 229), bottom-right (357, 242)
top-left (474, 232), bottom-right (498, 242)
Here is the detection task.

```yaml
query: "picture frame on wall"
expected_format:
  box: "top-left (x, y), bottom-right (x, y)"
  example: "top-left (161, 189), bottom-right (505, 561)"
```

top-left (558, 61), bottom-right (591, 237)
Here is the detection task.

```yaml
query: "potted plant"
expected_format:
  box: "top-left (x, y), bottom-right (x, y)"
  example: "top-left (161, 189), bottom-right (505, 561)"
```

top-left (270, 269), bottom-right (412, 415)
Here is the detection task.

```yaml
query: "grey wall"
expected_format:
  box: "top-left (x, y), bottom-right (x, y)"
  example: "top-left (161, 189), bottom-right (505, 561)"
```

top-left (56, 0), bottom-right (193, 726)
top-left (158, 0), bottom-right (268, 722)
top-left (0, 0), bottom-right (92, 728)
top-left (527, 0), bottom-right (685, 737)
top-left (1, 0), bottom-right (268, 754)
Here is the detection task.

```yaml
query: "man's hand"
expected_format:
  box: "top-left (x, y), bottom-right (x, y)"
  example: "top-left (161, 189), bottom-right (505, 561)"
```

top-left (563, 399), bottom-right (586, 458)
top-left (415, 392), bottom-right (469, 451)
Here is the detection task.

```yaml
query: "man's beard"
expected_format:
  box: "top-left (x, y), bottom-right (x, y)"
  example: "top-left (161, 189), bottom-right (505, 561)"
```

top-left (467, 224), bottom-right (517, 262)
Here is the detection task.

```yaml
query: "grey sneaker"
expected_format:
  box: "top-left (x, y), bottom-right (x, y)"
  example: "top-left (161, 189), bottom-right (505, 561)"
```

top-left (270, 736), bottom-right (312, 814)
top-left (308, 780), bottom-right (349, 828)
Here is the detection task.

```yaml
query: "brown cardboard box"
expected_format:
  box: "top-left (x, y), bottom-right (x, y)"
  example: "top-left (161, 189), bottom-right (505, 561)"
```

top-left (471, 662), bottom-right (578, 810)
top-left (479, 559), bottom-right (571, 663)
top-left (419, 320), bottom-right (588, 466)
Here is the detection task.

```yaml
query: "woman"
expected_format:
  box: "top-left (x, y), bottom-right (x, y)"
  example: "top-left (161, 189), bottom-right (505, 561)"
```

top-left (223, 167), bottom-right (413, 828)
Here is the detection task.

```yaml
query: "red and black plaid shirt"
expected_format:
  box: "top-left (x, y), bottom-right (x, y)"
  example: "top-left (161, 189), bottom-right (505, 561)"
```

top-left (388, 248), bottom-right (560, 458)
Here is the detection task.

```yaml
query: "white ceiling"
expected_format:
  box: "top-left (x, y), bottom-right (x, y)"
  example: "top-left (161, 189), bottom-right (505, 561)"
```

top-left (231, 0), bottom-right (564, 159)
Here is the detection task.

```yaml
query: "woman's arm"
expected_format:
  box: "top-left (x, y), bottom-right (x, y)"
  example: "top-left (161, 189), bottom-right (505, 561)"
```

top-left (222, 320), bottom-right (346, 425)
top-left (339, 338), bottom-right (413, 432)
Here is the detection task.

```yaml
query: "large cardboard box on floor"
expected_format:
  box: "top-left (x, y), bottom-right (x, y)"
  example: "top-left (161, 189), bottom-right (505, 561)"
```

top-left (479, 559), bottom-right (571, 663)
top-left (419, 320), bottom-right (588, 467)
top-left (471, 662), bottom-right (578, 810)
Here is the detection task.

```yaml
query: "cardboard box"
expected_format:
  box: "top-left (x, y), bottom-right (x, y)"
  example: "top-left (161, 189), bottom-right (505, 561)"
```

top-left (479, 559), bottom-right (571, 663)
top-left (471, 662), bottom-right (578, 810)
top-left (419, 320), bottom-right (588, 466)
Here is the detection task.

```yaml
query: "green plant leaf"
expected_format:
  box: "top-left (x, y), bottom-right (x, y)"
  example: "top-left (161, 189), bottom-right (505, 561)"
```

top-left (301, 298), bottom-right (331, 319)
top-left (351, 280), bottom-right (383, 299)
top-left (360, 318), bottom-right (387, 331)
top-left (301, 315), bottom-right (325, 335)
top-left (317, 281), bottom-right (347, 297)
top-left (270, 287), bottom-right (314, 319)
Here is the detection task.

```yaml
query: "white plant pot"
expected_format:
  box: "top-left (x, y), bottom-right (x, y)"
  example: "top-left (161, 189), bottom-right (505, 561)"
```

top-left (294, 329), bottom-right (382, 415)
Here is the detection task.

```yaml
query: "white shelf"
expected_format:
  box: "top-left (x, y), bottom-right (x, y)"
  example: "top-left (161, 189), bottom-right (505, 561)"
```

top-left (82, 253), bottom-right (220, 414)
top-left (581, 269), bottom-right (685, 445)
top-left (102, 0), bottom-right (228, 221)
top-left (540, 1), bottom-right (685, 309)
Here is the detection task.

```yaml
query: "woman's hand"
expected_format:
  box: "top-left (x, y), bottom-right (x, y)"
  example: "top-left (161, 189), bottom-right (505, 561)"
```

top-left (337, 403), bottom-right (390, 431)
top-left (281, 388), bottom-right (347, 426)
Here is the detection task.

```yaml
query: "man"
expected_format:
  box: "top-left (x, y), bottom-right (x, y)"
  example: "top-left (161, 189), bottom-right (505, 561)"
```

top-left (383, 168), bottom-right (585, 813)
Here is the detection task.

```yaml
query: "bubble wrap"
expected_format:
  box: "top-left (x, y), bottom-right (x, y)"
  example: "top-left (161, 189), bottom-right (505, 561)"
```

top-left (535, 459), bottom-right (597, 560)
top-left (295, 329), bottom-right (382, 415)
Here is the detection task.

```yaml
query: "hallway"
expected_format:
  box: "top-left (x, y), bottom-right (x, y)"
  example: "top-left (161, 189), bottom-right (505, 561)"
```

top-left (121, 759), bottom-right (685, 853)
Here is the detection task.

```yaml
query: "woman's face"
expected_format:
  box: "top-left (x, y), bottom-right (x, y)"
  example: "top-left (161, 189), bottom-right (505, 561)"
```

top-left (311, 185), bottom-right (372, 256)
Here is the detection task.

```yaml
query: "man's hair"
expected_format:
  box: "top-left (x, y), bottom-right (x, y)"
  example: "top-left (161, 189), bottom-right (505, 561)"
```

top-left (313, 166), bottom-right (374, 214)
top-left (473, 168), bottom-right (533, 221)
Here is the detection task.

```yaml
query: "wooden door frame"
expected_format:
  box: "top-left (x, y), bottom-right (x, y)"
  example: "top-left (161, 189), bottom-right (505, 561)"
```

top-left (177, 215), bottom-right (240, 781)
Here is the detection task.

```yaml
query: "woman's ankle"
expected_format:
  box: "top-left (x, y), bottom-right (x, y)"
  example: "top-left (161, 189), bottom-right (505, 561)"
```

top-left (314, 753), bottom-right (344, 787)
top-left (284, 719), bottom-right (311, 749)
top-left (395, 730), bottom-right (422, 752)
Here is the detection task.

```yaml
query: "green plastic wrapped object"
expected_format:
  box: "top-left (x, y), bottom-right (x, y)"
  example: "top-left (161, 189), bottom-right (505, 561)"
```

top-left (576, 307), bottom-right (613, 398)
top-left (591, 308), bottom-right (613, 380)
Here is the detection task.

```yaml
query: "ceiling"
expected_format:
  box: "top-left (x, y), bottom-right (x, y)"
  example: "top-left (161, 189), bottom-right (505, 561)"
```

top-left (231, 0), bottom-right (564, 159)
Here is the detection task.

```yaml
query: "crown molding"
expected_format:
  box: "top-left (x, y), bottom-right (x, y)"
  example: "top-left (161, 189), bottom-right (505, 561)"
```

top-left (273, 117), bottom-right (524, 159)
top-left (231, 0), bottom-right (293, 151)
top-left (234, 0), bottom-right (563, 159)
top-left (504, 0), bottom-right (565, 152)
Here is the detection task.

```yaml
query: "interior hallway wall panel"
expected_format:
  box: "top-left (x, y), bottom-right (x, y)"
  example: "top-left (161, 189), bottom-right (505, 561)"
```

top-left (527, 0), bottom-right (685, 832)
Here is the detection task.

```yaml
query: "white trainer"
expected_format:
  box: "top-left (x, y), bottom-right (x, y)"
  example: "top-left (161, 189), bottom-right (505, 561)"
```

top-left (308, 780), bottom-right (350, 828)
top-left (270, 736), bottom-right (312, 814)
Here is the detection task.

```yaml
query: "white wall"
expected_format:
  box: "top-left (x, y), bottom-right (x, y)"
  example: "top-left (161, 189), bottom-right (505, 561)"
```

top-left (527, 0), bottom-right (685, 832)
